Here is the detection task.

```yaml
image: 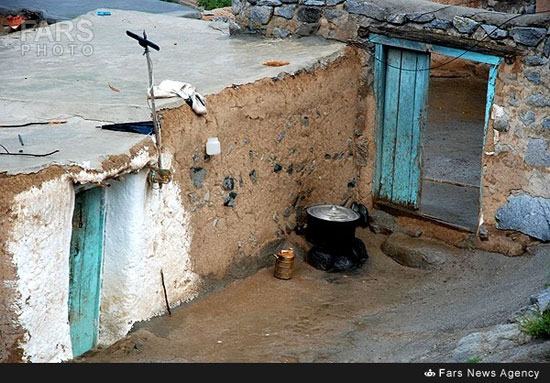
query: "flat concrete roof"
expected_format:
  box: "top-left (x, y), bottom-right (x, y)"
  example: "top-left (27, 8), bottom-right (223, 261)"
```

top-left (0, 10), bottom-right (345, 176)
top-left (0, 120), bottom-right (155, 176)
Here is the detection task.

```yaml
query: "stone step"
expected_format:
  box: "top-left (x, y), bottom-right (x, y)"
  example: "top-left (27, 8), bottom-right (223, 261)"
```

top-left (381, 232), bottom-right (460, 270)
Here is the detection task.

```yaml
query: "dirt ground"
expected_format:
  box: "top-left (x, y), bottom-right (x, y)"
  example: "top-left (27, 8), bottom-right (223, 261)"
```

top-left (81, 228), bottom-right (550, 363)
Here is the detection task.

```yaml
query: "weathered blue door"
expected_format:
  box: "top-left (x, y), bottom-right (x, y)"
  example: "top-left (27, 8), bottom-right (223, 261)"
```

top-left (68, 187), bottom-right (105, 357)
top-left (374, 45), bottom-right (430, 209)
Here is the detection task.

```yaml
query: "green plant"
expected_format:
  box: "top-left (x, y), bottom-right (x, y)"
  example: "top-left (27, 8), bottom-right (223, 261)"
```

top-left (520, 309), bottom-right (550, 339)
top-left (467, 357), bottom-right (482, 363)
top-left (198, 0), bottom-right (231, 10)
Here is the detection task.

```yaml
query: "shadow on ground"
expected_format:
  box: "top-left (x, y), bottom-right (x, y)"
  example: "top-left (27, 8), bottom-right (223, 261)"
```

top-left (81, 229), bottom-right (550, 363)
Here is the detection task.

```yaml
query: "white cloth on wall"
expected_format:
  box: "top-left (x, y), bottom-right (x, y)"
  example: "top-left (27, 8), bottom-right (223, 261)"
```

top-left (148, 80), bottom-right (207, 115)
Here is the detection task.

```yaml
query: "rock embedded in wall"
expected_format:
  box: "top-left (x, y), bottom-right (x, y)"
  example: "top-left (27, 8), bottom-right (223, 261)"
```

top-left (345, 0), bottom-right (385, 21)
top-left (296, 6), bottom-right (323, 23)
top-left (232, 0), bottom-right (244, 14)
top-left (223, 176), bottom-right (235, 191)
top-left (249, 169), bottom-right (258, 183)
top-left (526, 93), bottom-right (550, 108)
top-left (523, 55), bottom-right (549, 66)
top-left (304, 0), bottom-right (326, 5)
top-left (386, 12), bottom-right (407, 25)
top-left (297, 22), bottom-right (321, 36)
top-left (250, 5), bottom-right (274, 25)
top-left (272, 27), bottom-right (291, 38)
top-left (452, 16), bottom-right (479, 34)
top-left (524, 70), bottom-right (542, 84)
top-left (407, 12), bottom-right (435, 23)
top-left (486, 0), bottom-right (536, 14)
top-left (424, 18), bottom-right (452, 31)
top-left (496, 194), bottom-right (550, 241)
top-left (224, 191), bottom-right (238, 207)
top-left (493, 118), bottom-right (510, 132)
top-left (258, 0), bottom-right (282, 5)
top-left (324, 9), bottom-right (347, 23)
top-left (274, 4), bottom-right (297, 19)
top-left (510, 27), bottom-right (547, 47)
top-left (480, 24), bottom-right (508, 40)
top-left (508, 92), bottom-right (520, 107)
top-left (190, 167), bottom-right (206, 188)
top-left (525, 138), bottom-right (550, 167)
top-left (354, 137), bottom-right (369, 166)
top-left (519, 110), bottom-right (536, 126)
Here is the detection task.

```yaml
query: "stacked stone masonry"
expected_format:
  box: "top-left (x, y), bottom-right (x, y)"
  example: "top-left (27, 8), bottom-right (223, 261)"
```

top-left (234, 0), bottom-right (550, 245)
top-left (432, 0), bottom-right (537, 15)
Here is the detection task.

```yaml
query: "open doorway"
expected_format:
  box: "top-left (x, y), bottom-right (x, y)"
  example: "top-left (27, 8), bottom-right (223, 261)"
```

top-left (371, 35), bottom-right (501, 232)
top-left (420, 54), bottom-right (490, 231)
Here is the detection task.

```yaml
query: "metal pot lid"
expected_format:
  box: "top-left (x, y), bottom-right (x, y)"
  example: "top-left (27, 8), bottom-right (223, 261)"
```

top-left (306, 204), bottom-right (360, 223)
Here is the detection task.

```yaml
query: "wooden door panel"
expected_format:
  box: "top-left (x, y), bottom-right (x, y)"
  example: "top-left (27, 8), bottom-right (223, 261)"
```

top-left (376, 46), bottom-right (430, 210)
top-left (392, 49), bottom-right (418, 205)
top-left (410, 52), bottom-right (430, 206)
top-left (69, 187), bottom-right (105, 358)
top-left (379, 47), bottom-right (402, 200)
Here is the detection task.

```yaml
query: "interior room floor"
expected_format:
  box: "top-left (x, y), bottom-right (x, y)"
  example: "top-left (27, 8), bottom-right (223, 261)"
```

top-left (420, 75), bottom-right (488, 229)
top-left (420, 179), bottom-right (480, 231)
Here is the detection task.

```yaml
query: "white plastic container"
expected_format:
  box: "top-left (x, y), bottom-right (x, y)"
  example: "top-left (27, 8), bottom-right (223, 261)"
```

top-left (206, 137), bottom-right (221, 156)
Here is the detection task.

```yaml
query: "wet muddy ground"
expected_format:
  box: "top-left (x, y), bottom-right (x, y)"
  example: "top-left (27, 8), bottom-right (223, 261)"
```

top-left (81, 229), bottom-right (550, 363)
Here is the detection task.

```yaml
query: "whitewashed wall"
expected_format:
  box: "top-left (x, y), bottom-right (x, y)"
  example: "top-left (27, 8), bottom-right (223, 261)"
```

top-left (6, 156), bottom-right (201, 361)
top-left (100, 166), bottom-right (201, 347)
top-left (7, 177), bottom-right (75, 362)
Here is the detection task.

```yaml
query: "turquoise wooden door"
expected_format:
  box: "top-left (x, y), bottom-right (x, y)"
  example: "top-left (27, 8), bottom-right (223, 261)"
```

top-left (68, 187), bottom-right (105, 357)
top-left (374, 45), bottom-right (430, 210)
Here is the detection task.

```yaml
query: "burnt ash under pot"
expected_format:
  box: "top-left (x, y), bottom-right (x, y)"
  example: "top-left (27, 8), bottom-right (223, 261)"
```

top-left (306, 204), bottom-right (369, 272)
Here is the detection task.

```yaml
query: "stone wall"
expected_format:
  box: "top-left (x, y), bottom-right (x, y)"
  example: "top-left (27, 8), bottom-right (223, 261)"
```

top-left (430, 0), bottom-right (537, 14)
top-left (233, 0), bottom-right (549, 45)
top-left (233, 0), bottom-right (550, 252)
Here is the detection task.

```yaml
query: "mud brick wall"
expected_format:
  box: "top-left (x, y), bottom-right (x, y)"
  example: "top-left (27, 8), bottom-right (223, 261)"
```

top-left (0, 47), bottom-right (366, 362)
top-left (233, 0), bottom-right (550, 253)
top-left (158, 46), bottom-right (366, 280)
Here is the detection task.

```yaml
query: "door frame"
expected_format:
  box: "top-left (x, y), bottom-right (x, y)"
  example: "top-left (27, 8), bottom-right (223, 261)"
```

top-left (370, 34), bottom-right (503, 231)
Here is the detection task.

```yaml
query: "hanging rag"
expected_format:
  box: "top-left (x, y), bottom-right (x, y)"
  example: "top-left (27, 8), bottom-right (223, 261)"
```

top-left (148, 80), bottom-right (207, 115)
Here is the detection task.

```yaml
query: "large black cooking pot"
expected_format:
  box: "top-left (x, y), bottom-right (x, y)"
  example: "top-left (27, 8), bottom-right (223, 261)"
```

top-left (306, 205), bottom-right (360, 251)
